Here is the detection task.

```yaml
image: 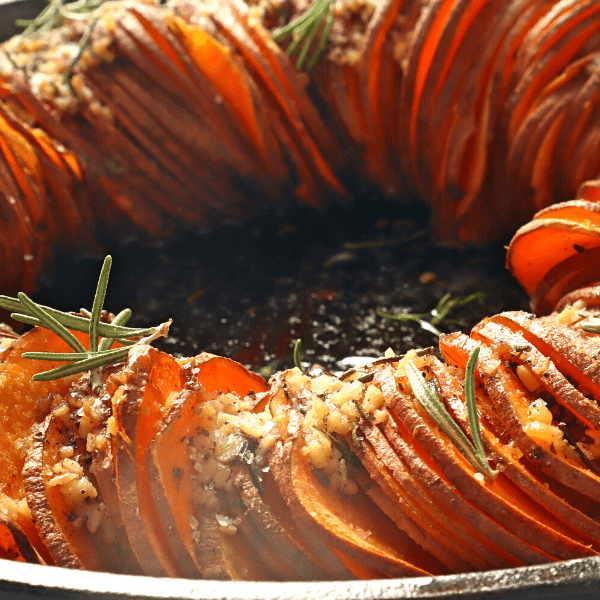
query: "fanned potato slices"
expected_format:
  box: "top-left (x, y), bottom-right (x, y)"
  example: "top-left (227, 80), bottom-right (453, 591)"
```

top-left (8, 287), bottom-right (600, 579)
top-left (108, 345), bottom-right (183, 577)
top-left (24, 387), bottom-right (139, 572)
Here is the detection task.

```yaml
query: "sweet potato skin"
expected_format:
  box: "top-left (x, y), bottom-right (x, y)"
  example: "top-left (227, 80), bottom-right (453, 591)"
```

top-left (274, 421), bottom-right (439, 578)
top-left (0, 514), bottom-right (40, 564)
top-left (110, 345), bottom-right (184, 577)
top-left (23, 417), bottom-right (82, 570)
top-left (0, 328), bottom-right (89, 510)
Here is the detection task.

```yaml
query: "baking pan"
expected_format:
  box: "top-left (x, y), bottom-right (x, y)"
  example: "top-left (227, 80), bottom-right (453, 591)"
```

top-left (2, 2), bottom-right (600, 598)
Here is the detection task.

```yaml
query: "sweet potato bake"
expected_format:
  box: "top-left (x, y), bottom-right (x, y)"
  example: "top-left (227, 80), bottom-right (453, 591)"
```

top-left (1, 0), bottom-right (600, 295)
top-left (1, 0), bottom-right (600, 581)
top-left (1, 261), bottom-right (600, 579)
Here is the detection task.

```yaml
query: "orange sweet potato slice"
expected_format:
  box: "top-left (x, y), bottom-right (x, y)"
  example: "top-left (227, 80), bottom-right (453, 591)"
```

top-left (439, 332), bottom-right (600, 550)
top-left (24, 404), bottom-right (135, 572)
top-left (0, 514), bottom-right (41, 564)
top-left (266, 435), bottom-right (353, 580)
top-left (373, 365), bottom-right (553, 568)
top-left (268, 367), bottom-right (454, 578)
top-left (179, 353), bottom-right (269, 397)
top-left (148, 354), bottom-right (269, 579)
top-left (466, 331), bottom-right (600, 504)
top-left (506, 203), bottom-right (600, 301)
top-left (88, 420), bottom-right (142, 575)
top-left (420, 353), bottom-right (598, 560)
top-left (167, 17), bottom-right (268, 162)
top-left (489, 311), bottom-right (600, 400)
top-left (527, 246), bottom-right (600, 315)
top-left (473, 319), bottom-right (600, 428)
top-left (231, 463), bottom-right (333, 580)
top-left (270, 411), bottom-right (440, 578)
top-left (355, 418), bottom-right (480, 572)
top-left (216, 488), bottom-right (294, 581)
top-left (110, 345), bottom-right (183, 577)
top-left (0, 326), bottom-right (90, 558)
top-left (507, 0), bottom-right (600, 142)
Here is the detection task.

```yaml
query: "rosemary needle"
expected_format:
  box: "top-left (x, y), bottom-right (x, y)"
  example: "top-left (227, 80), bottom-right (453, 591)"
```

top-left (1, 255), bottom-right (170, 383)
top-left (273, 0), bottom-right (335, 71)
top-left (293, 338), bottom-right (305, 373)
top-left (17, 292), bottom-right (86, 354)
top-left (98, 308), bottom-right (132, 352)
top-left (464, 346), bottom-right (488, 462)
top-left (582, 319), bottom-right (600, 333)
top-left (89, 254), bottom-right (111, 353)
top-left (406, 358), bottom-right (496, 480)
top-left (378, 292), bottom-right (485, 337)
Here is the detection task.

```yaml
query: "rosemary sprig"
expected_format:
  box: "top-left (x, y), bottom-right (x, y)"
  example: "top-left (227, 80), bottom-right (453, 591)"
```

top-left (12, 0), bottom-right (104, 81)
top-left (1, 297), bottom-right (157, 338)
top-left (272, 0), bottom-right (335, 71)
top-left (15, 0), bottom-right (103, 39)
top-left (2, 256), bottom-right (170, 387)
top-left (378, 292), bottom-right (485, 337)
top-left (406, 355), bottom-right (496, 480)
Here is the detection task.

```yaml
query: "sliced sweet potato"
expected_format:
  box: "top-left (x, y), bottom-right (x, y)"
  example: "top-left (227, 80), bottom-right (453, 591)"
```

top-left (232, 463), bottom-right (333, 580)
top-left (374, 365), bottom-right (552, 569)
top-left (147, 355), bottom-right (267, 577)
top-left (24, 367), bottom-right (144, 573)
top-left (355, 419), bottom-right (480, 573)
top-left (179, 353), bottom-right (268, 397)
top-left (506, 209), bottom-right (600, 300)
top-left (506, 200), bottom-right (600, 311)
top-left (420, 353), bottom-right (598, 560)
top-left (0, 514), bottom-right (41, 564)
top-left (109, 345), bottom-right (183, 577)
top-left (489, 311), bottom-right (600, 400)
top-left (464, 331), bottom-right (600, 504)
top-left (440, 331), bottom-right (600, 551)
top-left (267, 437), bottom-right (354, 580)
top-left (271, 411), bottom-right (439, 578)
top-left (216, 488), bottom-right (293, 581)
top-left (88, 420), bottom-right (142, 575)
top-left (267, 367), bottom-right (457, 578)
top-left (0, 327), bottom-right (88, 499)
top-left (24, 409), bottom-right (111, 570)
top-left (0, 326), bottom-right (91, 562)
top-left (473, 319), bottom-right (600, 428)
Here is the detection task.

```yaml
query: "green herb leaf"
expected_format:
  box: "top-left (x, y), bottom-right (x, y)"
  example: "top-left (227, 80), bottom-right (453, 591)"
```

top-left (430, 292), bottom-right (485, 326)
top-left (406, 359), bottom-right (496, 480)
top-left (16, 292), bottom-right (86, 354)
top-left (272, 0), bottom-right (334, 71)
top-left (1, 301), bottom-right (159, 339)
top-left (582, 319), bottom-right (600, 333)
top-left (89, 255), bottom-right (111, 353)
top-left (378, 292), bottom-right (485, 338)
top-left (11, 0), bottom-right (104, 80)
top-left (464, 347), bottom-right (488, 461)
top-left (31, 347), bottom-right (131, 381)
top-left (293, 338), bottom-right (305, 373)
top-left (3, 256), bottom-right (170, 384)
top-left (15, 0), bottom-right (103, 41)
top-left (98, 308), bottom-right (132, 352)
top-left (62, 15), bottom-right (100, 83)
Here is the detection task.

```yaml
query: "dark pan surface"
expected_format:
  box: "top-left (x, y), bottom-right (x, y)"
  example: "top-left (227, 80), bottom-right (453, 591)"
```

top-left (2, 2), bottom-right (600, 598)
